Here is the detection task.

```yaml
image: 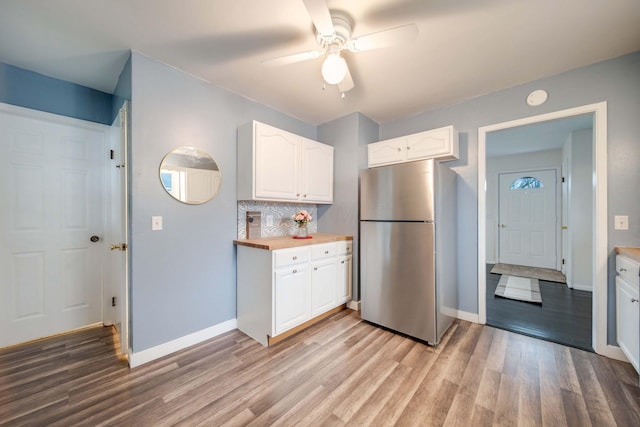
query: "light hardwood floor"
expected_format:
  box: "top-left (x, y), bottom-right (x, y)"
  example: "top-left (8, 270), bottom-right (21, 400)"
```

top-left (1, 309), bottom-right (639, 426)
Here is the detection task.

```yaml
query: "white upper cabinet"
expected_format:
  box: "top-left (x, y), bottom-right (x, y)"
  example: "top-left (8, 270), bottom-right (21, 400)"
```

top-left (301, 137), bottom-right (333, 203)
top-left (238, 121), bottom-right (334, 204)
top-left (368, 125), bottom-right (459, 167)
top-left (254, 122), bottom-right (300, 201)
top-left (367, 136), bottom-right (405, 167)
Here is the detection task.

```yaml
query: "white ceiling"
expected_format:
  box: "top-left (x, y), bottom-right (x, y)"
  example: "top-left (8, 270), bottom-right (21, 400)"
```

top-left (0, 0), bottom-right (639, 125)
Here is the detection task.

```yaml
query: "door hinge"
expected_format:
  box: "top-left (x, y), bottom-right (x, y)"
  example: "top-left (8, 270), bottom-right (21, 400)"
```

top-left (112, 296), bottom-right (116, 307)
top-left (110, 149), bottom-right (115, 160)
top-left (562, 259), bottom-right (565, 265)
top-left (562, 176), bottom-right (565, 183)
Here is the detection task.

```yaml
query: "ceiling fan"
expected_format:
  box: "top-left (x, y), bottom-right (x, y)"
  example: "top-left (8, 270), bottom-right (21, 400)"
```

top-left (262, 0), bottom-right (419, 95)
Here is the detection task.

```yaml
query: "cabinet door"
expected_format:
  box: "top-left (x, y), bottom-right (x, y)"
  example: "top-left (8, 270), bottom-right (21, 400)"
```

top-left (406, 126), bottom-right (457, 161)
top-left (301, 138), bottom-right (333, 203)
top-left (616, 277), bottom-right (639, 372)
top-left (337, 255), bottom-right (352, 304)
top-left (254, 122), bottom-right (299, 201)
top-left (274, 265), bottom-right (310, 335)
top-left (311, 258), bottom-right (337, 316)
top-left (367, 137), bottom-right (405, 167)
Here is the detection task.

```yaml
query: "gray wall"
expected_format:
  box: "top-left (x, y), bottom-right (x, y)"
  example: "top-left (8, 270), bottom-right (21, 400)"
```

top-left (129, 52), bottom-right (315, 352)
top-left (317, 113), bottom-right (378, 300)
top-left (569, 128), bottom-right (594, 291)
top-left (379, 51), bottom-right (640, 343)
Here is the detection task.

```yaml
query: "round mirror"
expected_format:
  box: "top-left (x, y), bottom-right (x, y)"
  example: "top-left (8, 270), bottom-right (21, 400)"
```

top-left (159, 147), bottom-right (221, 204)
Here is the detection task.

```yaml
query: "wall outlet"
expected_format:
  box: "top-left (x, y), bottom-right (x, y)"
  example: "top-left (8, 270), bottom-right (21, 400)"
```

top-left (152, 216), bottom-right (163, 231)
top-left (614, 215), bottom-right (629, 230)
top-left (266, 215), bottom-right (274, 227)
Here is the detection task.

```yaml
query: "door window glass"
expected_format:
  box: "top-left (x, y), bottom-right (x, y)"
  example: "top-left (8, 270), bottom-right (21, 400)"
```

top-left (510, 176), bottom-right (543, 190)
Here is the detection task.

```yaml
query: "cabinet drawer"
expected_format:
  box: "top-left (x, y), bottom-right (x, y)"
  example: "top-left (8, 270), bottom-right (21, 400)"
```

top-left (274, 247), bottom-right (310, 268)
top-left (617, 255), bottom-right (640, 287)
top-left (311, 242), bottom-right (337, 260)
top-left (336, 241), bottom-right (353, 256)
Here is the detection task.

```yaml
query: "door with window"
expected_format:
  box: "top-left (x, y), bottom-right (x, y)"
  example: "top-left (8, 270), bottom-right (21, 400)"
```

top-left (0, 107), bottom-right (105, 347)
top-left (498, 169), bottom-right (557, 269)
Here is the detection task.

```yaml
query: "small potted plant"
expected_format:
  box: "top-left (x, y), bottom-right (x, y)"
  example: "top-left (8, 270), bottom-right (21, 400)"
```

top-left (292, 209), bottom-right (312, 238)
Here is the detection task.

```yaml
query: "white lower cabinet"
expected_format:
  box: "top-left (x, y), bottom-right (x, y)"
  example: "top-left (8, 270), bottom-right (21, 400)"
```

top-left (616, 253), bottom-right (639, 373)
top-left (337, 255), bottom-right (353, 304)
top-left (237, 239), bottom-right (352, 346)
top-left (616, 254), bottom-right (639, 373)
top-left (274, 264), bottom-right (310, 335)
top-left (311, 258), bottom-right (337, 316)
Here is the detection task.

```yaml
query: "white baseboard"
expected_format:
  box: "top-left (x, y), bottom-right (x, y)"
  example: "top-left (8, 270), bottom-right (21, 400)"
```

top-left (129, 318), bottom-right (237, 368)
top-left (569, 283), bottom-right (592, 292)
top-left (454, 309), bottom-right (480, 323)
top-left (598, 344), bottom-right (630, 363)
top-left (347, 300), bottom-right (360, 311)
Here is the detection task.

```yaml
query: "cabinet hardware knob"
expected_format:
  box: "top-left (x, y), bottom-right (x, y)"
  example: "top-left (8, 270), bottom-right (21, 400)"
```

top-left (314, 267), bottom-right (318, 271)
top-left (293, 269), bottom-right (297, 274)
top-left (406, 146), bottom-right (411, 150)
top-left (296, 193), bottom-right (300, 197)
top-left (397, 148), bottom-right (401, 152)
top-left (341, 260), bottom-right (345, 264)
top-left (632, 298), bottom-right (638, 303)
top-left (292, 256), bottom-right (297, 260)
top-left (324, 250), bottom-right (329, 254)
top-left (619, 268), bottom-right (627, 272)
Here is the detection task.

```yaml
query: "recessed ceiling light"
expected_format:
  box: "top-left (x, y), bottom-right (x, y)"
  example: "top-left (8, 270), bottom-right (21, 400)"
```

top-left (526, 89), bottom-right (548, 106)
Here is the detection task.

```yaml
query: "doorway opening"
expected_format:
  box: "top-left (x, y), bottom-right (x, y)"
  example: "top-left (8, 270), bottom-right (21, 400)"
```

top-left (478, 102), bottom-right (612, 356)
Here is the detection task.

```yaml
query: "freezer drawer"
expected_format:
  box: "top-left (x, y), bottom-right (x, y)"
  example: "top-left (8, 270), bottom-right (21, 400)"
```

top-left (361, 221), bottom-right (437, 343)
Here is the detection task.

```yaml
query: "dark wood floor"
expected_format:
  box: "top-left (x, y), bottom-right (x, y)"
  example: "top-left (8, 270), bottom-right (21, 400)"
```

top-left (1, 310), bottom-right (639, 426)
top-left (486, 264), bottom-right (593, 352)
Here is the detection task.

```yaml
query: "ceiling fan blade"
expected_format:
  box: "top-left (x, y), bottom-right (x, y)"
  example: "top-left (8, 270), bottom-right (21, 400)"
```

top-left (346, 23), bottom-right (419, 52)
top-left (302, 0), bottom-right (335, 37)
top-left (261, 49), bottom-right (323, 66)
top-left (338, 63), bottom-right (354, 93)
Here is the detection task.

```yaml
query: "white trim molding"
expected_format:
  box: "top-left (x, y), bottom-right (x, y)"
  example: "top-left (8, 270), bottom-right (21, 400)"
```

top-left (478, 102), bottom-right (608, 356)
top-left (455, 310), bottom-right (480, 324)
top-left (128, 318), bottom-right (237, 368)
top-left (347, 300), bottom-right (361, 311)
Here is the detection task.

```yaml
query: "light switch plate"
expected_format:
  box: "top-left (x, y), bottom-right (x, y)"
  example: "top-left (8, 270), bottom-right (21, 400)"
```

top-left (614, 215), bottom-right (629, 230)
top-left (152, 216), bottom-right (163, 231)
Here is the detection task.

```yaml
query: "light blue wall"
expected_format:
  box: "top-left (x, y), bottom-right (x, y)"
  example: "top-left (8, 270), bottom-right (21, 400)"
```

top-left (317, 113), bottom-right (378, 300)
top-left (112, 53), bottom-right (132, 121)
top-left (379, 51), bottom-right (640, 343)
top-left (0, 61), bottom-right (113, 124)
top-left (129, 52), bottom-right (315, 352)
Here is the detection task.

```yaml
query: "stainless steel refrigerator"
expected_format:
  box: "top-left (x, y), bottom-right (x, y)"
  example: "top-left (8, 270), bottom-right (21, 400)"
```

top-left (360, 159), bottom-right (457, 345)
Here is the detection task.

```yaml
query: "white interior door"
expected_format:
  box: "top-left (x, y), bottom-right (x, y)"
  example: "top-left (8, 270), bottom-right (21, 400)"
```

top-left (108, 103), bottom-right (129, 357)
top-left (0, 107), bottom-right (105, 347)
top-left (498, 169), bottom-right (557, 269)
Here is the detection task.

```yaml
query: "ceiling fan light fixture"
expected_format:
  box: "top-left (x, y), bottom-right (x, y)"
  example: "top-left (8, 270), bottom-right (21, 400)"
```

top-left (321, 52), bottom-right (347, 85)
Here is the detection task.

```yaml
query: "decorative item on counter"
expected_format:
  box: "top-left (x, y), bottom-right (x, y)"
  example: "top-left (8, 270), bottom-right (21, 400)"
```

top-left (292, 209), bottom-right (312, 239)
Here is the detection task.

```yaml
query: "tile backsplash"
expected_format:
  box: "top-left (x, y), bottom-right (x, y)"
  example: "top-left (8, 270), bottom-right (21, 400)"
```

top-left (237, 201), bottom-right (318, 239)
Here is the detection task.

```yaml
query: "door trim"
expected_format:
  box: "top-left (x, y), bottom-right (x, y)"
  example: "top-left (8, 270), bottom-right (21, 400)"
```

top-left (478, 102), bottom-right (614, 358)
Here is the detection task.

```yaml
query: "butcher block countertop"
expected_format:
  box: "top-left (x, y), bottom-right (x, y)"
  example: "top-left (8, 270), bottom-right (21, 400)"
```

top-left (234, 233), bottom-right (352, 250)
top-left (616, 247), bottom-right (640, 264)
